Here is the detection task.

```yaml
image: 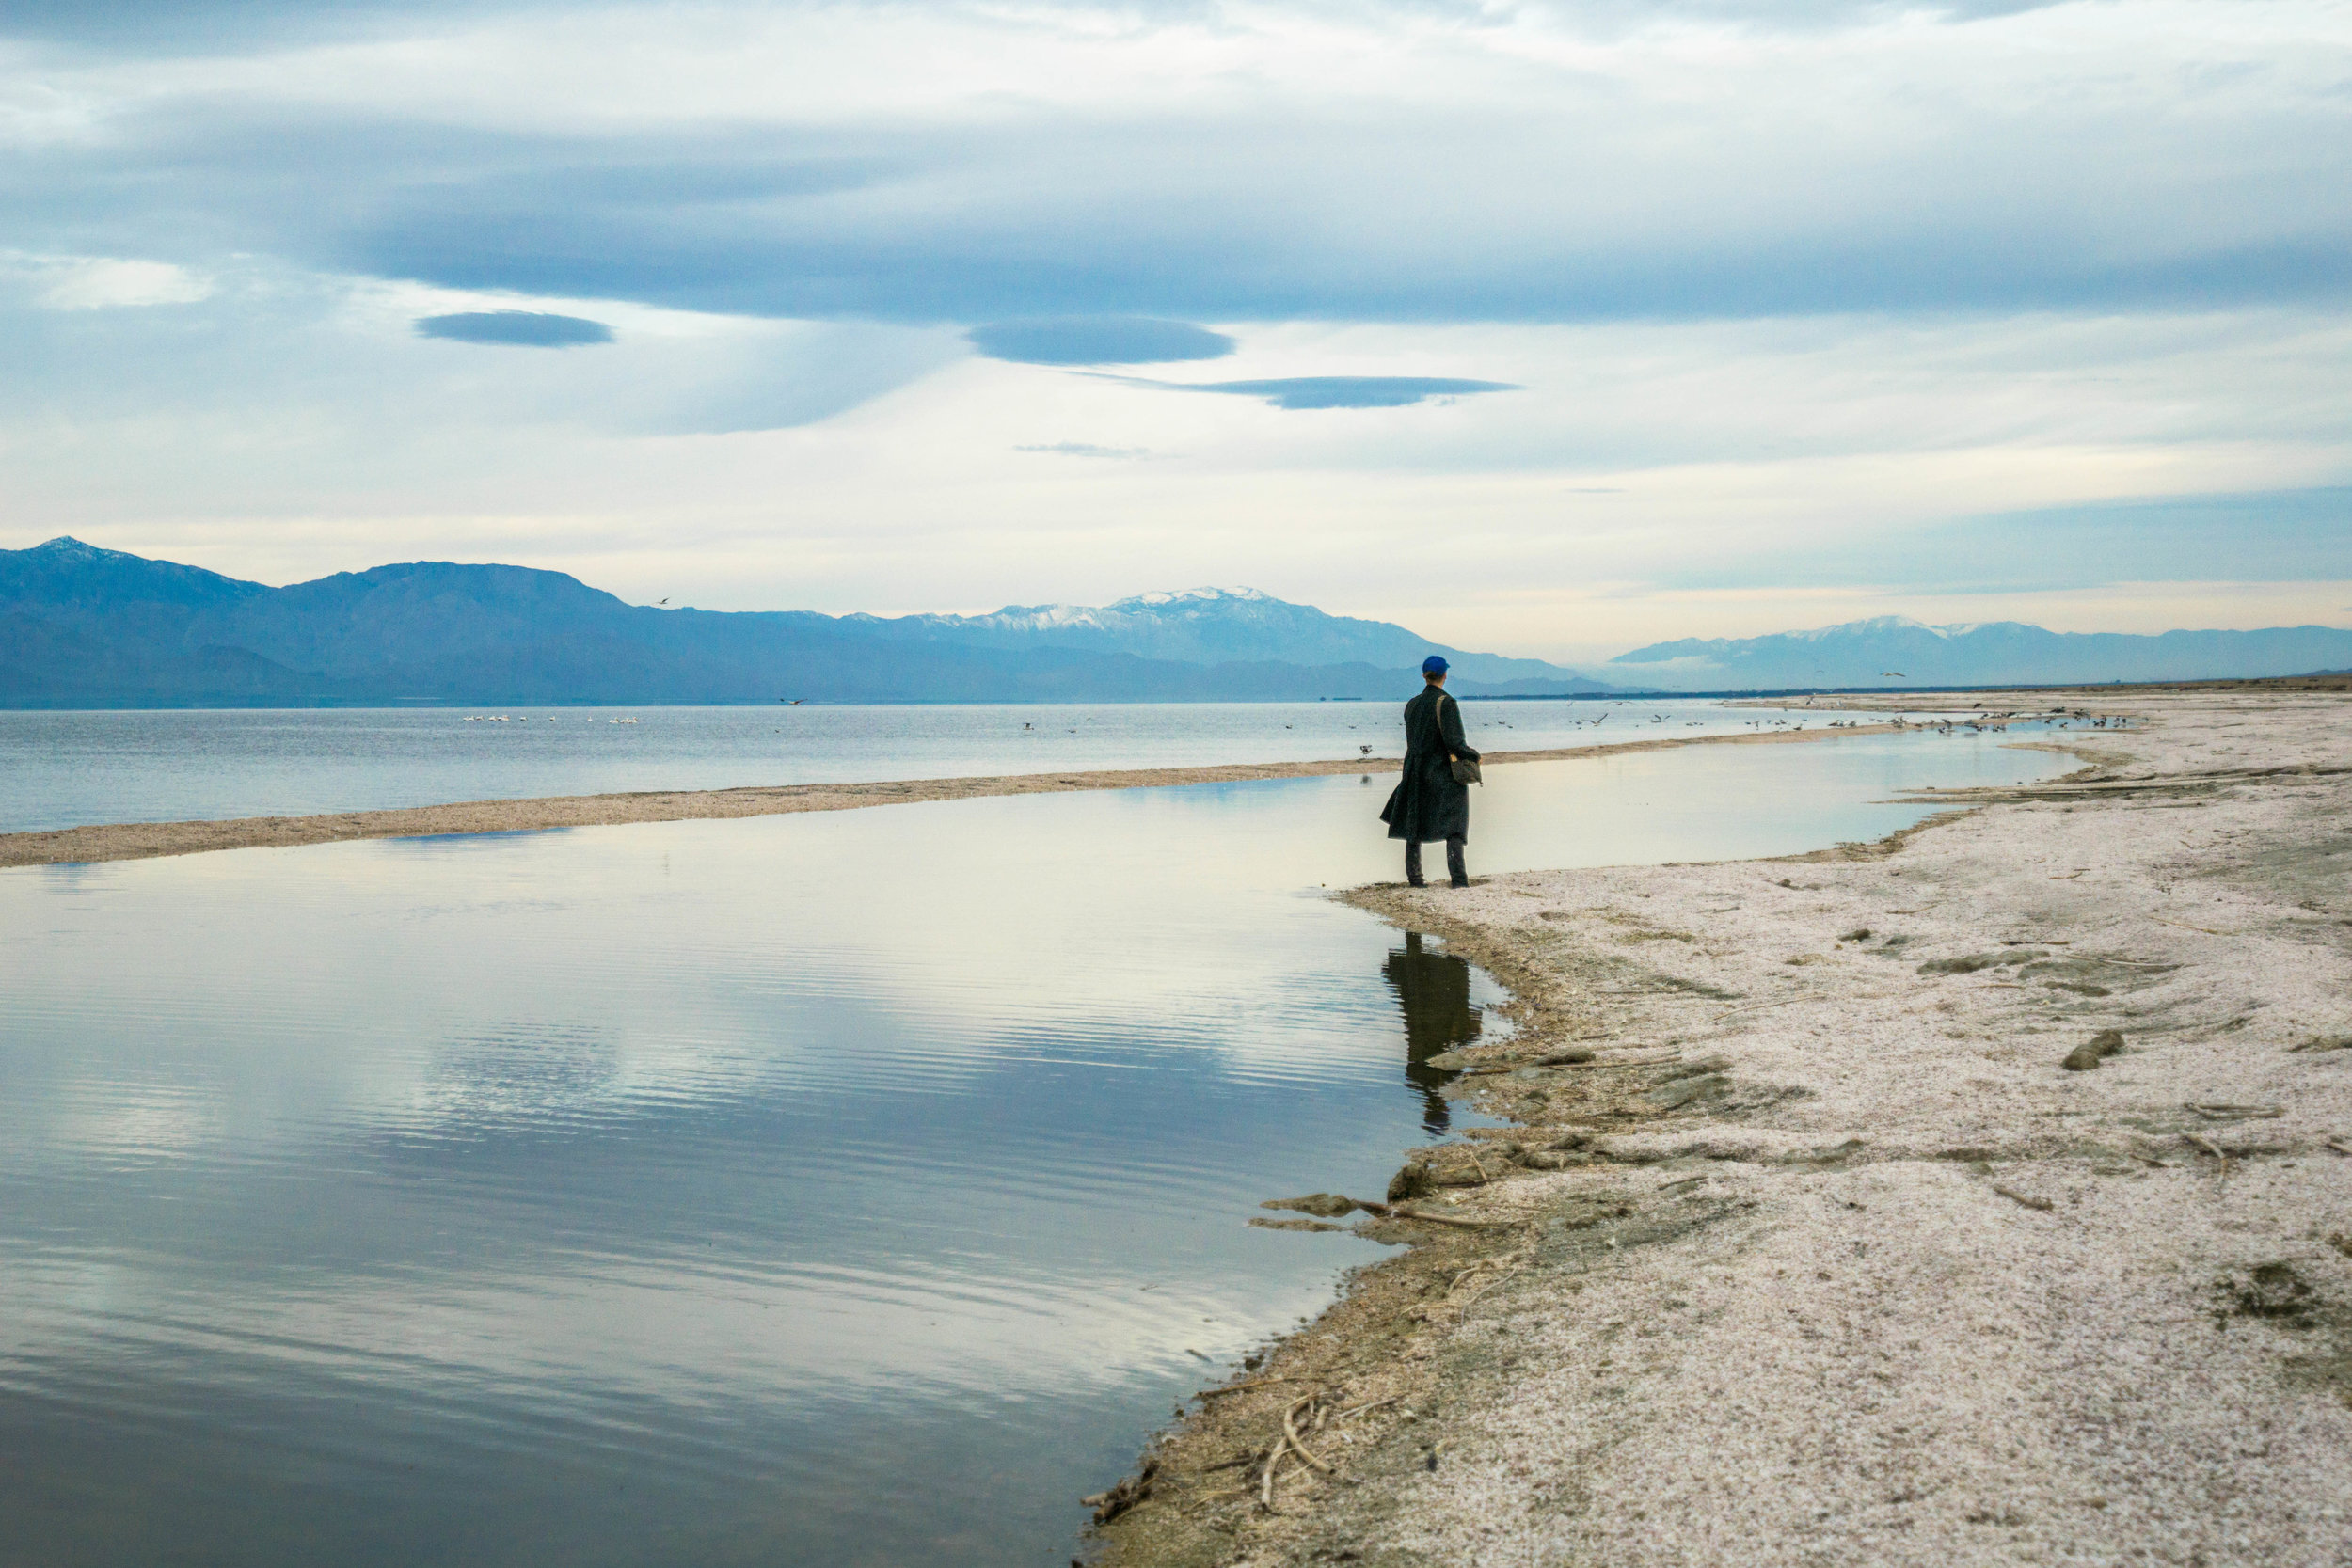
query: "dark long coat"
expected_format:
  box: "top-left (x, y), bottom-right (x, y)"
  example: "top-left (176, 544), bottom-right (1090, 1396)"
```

top-left (1379, 686), bottom-right (1480, 842)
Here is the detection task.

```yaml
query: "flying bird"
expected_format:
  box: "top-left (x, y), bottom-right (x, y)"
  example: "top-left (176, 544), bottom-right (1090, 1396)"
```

top-left (1880, 671), bottom-right (1906, 678)
top-left (658, 597), bottom-right (669, 605)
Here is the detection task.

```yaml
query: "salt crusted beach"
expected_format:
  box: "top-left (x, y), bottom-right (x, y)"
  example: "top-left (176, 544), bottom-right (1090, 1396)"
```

top-left (1094, 684), bottom-right (2352, 1567)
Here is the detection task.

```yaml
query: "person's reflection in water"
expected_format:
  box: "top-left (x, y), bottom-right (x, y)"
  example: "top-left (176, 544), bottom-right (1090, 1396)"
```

top-left (1382, 932), bottom-right (1483, 1133)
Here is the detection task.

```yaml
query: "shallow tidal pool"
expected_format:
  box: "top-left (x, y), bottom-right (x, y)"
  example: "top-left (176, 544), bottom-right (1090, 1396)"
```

top-left (0, 731), bottom-right (2070, 1565)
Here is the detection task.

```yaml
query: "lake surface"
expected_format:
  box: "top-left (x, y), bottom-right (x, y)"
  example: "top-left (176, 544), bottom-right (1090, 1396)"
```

top-left (0, 731), bottom-right (2072, 1566)
top-left (2, 697), bottom-right (1923, 832)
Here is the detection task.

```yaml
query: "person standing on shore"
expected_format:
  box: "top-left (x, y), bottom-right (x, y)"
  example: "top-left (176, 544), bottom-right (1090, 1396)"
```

top-left (1380, 656), bottom-right (1479, 888)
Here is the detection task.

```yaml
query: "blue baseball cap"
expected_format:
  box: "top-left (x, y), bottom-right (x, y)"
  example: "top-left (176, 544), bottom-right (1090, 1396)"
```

top-left (1422, 656), bottom-right (1448, 676)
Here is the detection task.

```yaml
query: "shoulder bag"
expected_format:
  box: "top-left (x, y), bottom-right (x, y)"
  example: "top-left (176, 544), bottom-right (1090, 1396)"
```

top-left (1435, 691), bottom-right (1482, 784)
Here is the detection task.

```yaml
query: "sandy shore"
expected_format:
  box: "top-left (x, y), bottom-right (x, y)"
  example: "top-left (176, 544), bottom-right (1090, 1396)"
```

top-left (0, 722), bottom-right (1898, 869)
top-left (1096, 688), bottom-right (2352, 1566)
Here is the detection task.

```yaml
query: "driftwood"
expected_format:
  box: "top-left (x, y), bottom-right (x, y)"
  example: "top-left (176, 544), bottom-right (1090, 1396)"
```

top-left (2185, 1102), bottom-right (2284, 1120)
top-left (1443, 1247), bottom-right (1530, 1309)
top-left (1248, 1390), bottom-right (1343, 1510)
top-left (1567, 1053), bottom-right (1688, 1069)
top-left (1369, 1199), bottom-right (1529, 1230)
top-left (1198, 1375), bottom-right (1306, 1399)
top-left (1991, 1183), bottom-right (2055, 1212)
top-left (1199, 1448), bottom-right (1265, 1473)
top-left (1084, 1459), bottom-right (1159, 1525)
top-left (1283, 1193), bottom-right (1529, 1230)
top-left (1259, 1433), bottom-right (1288, 1511)
top-left (1281, 1397), bottom-right (1335, 1474)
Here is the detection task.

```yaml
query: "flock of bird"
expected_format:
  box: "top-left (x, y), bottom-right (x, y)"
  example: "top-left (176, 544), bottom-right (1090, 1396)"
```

top-left (451, 702), bottom-right (2131, 745)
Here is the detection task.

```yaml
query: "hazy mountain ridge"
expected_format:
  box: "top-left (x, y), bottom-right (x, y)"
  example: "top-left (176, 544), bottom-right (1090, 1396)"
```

top-left (0, 540), bottom-right (1620, 706)
top-left (11, 539), bottom-right (2341, 707)
top-left (1613, 615), bottom-right (2352, 689)
top-left (870, 585), bottom-right (1590, 685)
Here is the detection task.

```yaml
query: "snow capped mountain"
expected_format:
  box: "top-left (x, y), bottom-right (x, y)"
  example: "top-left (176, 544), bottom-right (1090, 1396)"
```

top-left (1787, 615), bottom-right (1947, 642)
top-left (1113, 586), bottom-right (1272, 607)
top-left (883, 586), bottom-right (1608, 688)
top-left (5, 534), bottom-right (270, 612)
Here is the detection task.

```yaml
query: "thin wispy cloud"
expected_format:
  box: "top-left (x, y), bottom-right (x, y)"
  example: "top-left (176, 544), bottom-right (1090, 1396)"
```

top-left (1014, 442), bottom-right (1156, 459)
top-left (970, 320), bottom-right (1233, 366)
top-left (1084, 374), bottom-right (1520, 409)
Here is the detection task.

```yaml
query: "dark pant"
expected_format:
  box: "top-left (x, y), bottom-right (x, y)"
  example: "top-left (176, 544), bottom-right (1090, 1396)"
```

top-left (1406, 835), bottom-right (1468, 887)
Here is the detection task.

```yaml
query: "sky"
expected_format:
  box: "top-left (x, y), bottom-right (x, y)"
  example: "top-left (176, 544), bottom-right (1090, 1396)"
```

top-left (1, 0), bottom-right (2347, 663)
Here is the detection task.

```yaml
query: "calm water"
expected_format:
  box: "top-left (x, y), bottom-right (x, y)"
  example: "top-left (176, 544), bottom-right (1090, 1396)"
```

top-left (2, 698), bottom-right (1887, 832)
top-left (0, 732), bottom-right (2070, 1566)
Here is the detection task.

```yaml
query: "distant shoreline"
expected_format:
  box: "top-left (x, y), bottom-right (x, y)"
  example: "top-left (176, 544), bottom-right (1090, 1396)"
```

top-left (0, 723), bottom-right (1905, 870)
top-left (1, 673), bottom-right (2344, 713)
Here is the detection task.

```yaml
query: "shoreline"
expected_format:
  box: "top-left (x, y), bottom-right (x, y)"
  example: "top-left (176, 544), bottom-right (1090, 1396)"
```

top-left (1093, 687), bottom-right (2352, 1566)
top-left (0, 721), bottom-right (1903, 869)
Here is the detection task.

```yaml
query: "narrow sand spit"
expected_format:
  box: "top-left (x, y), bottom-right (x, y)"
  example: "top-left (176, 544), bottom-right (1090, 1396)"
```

top-left (0, 723), bottom-right (1893, 868)
top-left (1097, 689), bottom-right (2352, 1567)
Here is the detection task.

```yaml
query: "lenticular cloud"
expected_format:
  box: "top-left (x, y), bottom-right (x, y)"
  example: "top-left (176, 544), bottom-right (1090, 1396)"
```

top-left (415, 310), bottom-right (614, 348)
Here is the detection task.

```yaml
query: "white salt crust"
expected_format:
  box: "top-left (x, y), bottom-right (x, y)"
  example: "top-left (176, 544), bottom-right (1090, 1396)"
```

top-left (1279, 691), bottom-right (2352, 1568)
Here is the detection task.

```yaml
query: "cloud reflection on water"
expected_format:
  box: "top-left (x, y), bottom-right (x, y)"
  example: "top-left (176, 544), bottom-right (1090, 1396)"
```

top-left (0, 731), bottom-right (2071, 1564)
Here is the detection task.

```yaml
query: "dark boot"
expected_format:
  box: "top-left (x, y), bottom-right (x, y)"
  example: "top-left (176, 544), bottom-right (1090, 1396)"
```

top-left (1405, 840), bottom-right (1427, 887)
top-left (1446, 835), bottom-right (1469, 888)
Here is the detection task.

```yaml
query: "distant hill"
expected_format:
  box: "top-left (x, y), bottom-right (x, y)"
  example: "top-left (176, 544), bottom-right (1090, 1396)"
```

top-left (878, 586), bottom-right (1592, 688)
top-left (1610, 615), bottom-right (2352, 689)
top-left (0, 538), bottom-right (1626, 707)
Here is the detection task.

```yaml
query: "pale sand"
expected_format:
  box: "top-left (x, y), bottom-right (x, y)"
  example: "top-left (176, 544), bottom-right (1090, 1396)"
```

top-left (0, 722), bottom-right (1895, 869)
top-left (1100, 689), bottom-right (2352, 1567)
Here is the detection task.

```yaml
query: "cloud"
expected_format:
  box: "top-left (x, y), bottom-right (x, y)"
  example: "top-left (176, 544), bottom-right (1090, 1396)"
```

top-left (0, 261), bottom-right (958, 449)
top-left (0, 0), bottom-right (513, 54)
top-left (1093, 374), bottom-right (1519, 410)
top-left (0, 0), bottom-right (2071, 61)
top-left (1014, 442), bottom-right (1153, 458)
top-left (415, 309), bottom-right (614, 347)
top-left (969, 318), bottom-right (1234, 365)
top-left (9, 2), bottom-right (2349, 330)
top-left (23, 257), bottom-right (213, 310)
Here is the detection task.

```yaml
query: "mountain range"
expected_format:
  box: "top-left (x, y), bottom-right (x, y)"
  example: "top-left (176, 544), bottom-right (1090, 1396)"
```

top-left (1609, 616), bottom-right (2352, 689)
top-left (873, 589), bottom-right (1588, 688)
top-left (4, 537), bottom-right (2346, 706)
top-left (0, 538), bottom-right (1619, 707)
